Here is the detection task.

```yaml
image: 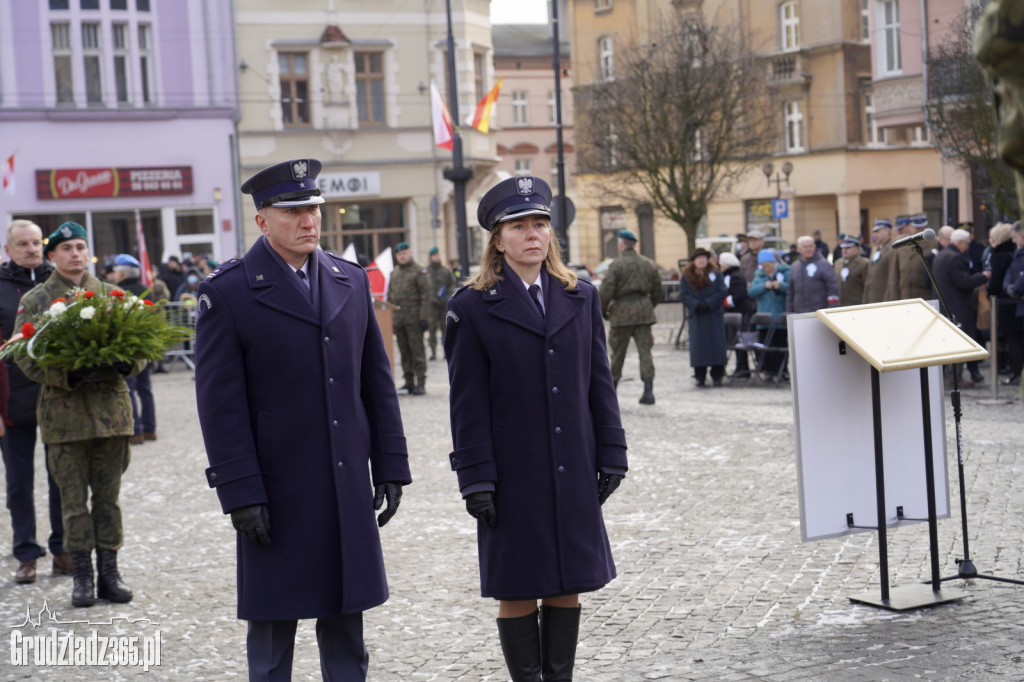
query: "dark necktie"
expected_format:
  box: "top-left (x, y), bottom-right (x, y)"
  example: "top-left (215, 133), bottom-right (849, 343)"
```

top-left (528, 284), bottom-right (544, 319)
top-left (296, 269), bottom-right (311, 300)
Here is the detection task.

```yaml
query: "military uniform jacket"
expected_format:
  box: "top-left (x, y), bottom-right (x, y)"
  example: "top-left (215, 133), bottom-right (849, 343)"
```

top-left (194, 237), bottom-right (411, 620)
top-left (886, 238), bottom-right (936, 301)
top-left (835, 254), bottom-right (869, 307)
top-left (387, 260), bottom-right (430, 325)
top-left (427, 262), bottom-right (457, 311)
top-left (864, 238), bottom-right (894, 303)
top-left (444, 269), bottom-right (627, 600)
top-left (15, 272), bottom-right (140, 444)
top-left (599, 248), bottom-right (661, 327)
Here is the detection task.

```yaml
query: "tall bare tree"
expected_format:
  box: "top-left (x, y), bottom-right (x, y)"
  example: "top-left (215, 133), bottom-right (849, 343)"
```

top-left (575, 11), bottom-right (775, 253)
top-left (928, 5), bottom-right (1019, 219)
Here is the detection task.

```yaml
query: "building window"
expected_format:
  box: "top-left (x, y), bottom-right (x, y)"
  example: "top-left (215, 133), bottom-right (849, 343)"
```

top-left (113, 23), bottom-right (130, 104)
top-left (864, 93), bottom-right (887, 146)
top-left (550, 158), bottom-right (560, 188)
top-left (81, 23), bottom-right (102, 105)
top-left (784, 100), bottom-right (804, 152)
top-left (138, 24), bottom-right (153, 104)
top-left (81, 0), bottom-right (99, 9)
top-left (514, 159), bottom-right (532, 176)
top-left (598, 36), bottom-right (614, 80)
top-left (136, 0), bottom-right (150, 11)
top-left (355, 52), bottom-right (386, 126)
top-left (321, 201), bottom-right (405, 264)
top-left (279, 52), bottom-right (310, 126)
top-left (860, 0), bottom-right (870, 41)
top-left (49, 0), bottom-right (69, 8)
top-left (512, 91), bottom-right (529, 126)
top-left (780, 2), bottom-right (800, 52)
top-left (474, 52), bottom-right (487, 103)
top-left (595, 0), bottom-right (612, 10)
top-left (548, 90), bottom-right (556, 125)
top-left (879, 0), bottom-right (901, 75)
top-left (111, 0), bottom-right (128, 9)
top-left (51, 23), bottom-right (74, 104)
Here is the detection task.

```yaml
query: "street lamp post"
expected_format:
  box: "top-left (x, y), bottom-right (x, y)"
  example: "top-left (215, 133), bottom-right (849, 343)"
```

top-left (762, 161), bottom-right (793, 198)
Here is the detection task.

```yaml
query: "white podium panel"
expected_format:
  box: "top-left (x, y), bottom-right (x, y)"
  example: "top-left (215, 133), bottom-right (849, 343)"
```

top-left (790, 312), bottom-right (949, 542)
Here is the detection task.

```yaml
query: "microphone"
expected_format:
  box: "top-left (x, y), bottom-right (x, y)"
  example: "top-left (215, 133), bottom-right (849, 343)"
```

top-left (891, 227), bottom-right (936, 250)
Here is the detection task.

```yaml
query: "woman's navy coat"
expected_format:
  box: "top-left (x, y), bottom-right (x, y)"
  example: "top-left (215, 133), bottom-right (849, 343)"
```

top-left (444, 269), bottom-right (627, 600)
top-left (194, 237), bottom-right (411, 620)
top-left (679, 272), bottom-right (728, 367)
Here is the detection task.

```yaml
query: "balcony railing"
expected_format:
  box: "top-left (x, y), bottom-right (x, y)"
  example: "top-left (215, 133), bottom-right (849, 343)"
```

top-left (767, 53), bottom-right (808, 86)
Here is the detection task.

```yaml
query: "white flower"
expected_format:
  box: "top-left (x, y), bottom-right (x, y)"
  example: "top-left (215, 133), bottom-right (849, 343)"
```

top-left (79, 307), bottom-right (96, 320)
top-left (48, 301), bottom-right (67, 316)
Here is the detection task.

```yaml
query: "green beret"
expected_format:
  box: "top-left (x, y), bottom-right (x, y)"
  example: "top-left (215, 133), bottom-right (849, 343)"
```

top-left (44, 222), bottom-right (88, 256)
top-left (395, 241), bottom-right (410, 253)
top-left (429, 246), bottom-right (439, 256)
top-left (617, 229), bottom-right (638, 242)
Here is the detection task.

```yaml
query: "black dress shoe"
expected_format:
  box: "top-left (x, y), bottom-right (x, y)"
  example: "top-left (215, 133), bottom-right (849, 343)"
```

top-left (970, 373), bottom-right (984, 384)
top-left (15, 560), bottom-right (36, 584)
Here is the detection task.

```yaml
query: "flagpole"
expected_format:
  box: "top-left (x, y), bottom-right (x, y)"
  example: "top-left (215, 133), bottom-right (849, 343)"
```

top-left (551, 0), bottom-right (569, 261)
top-left (443, 0), bottom-right (473, 281)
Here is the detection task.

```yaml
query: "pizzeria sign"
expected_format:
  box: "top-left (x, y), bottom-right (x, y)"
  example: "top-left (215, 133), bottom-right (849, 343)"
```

top-left (36, 166), bottom-right (193, 200)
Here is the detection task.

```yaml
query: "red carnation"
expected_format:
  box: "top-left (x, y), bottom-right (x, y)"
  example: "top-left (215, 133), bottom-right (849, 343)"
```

top-left (84, 291), bottom-right (95, 298)
top-left (143, 299), bottom-right (154, 306)
top-left (110, 290), bottom-right (125, 298)
top-left (53, 297), bottom-right (67, 304)
top-left (21, 322), bottom-right (35, 339)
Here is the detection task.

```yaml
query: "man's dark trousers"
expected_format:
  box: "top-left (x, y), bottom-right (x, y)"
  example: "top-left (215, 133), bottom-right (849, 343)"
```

top-left (247, 613), bottom-right (368, 681)
top-left (126, 364), bottom-right (155, 435)
top-left (2, 425), bottom-right (63, 560)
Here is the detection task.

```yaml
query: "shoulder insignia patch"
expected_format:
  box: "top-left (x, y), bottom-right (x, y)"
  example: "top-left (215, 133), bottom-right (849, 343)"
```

top-left (198, 293), bottom-right (213, 312)
top-left (446, 310), bottom-right (460, 324)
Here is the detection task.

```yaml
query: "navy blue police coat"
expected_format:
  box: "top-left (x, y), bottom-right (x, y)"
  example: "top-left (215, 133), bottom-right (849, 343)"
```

top-left (194, 237), bottom-right (411, 620)
top-left (444, 268), bottom-right (627, 600)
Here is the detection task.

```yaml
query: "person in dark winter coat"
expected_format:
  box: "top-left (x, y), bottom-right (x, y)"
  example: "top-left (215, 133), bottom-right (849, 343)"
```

top-left (986, 223), bottom-right (1019, 382)
top-left (109, 254), bottom-right (157, 445)
top-left (445, 175), bottom-right (627, 682)
top-left (1000, 222), bottom-right (1024, 385)
top-left (195, 159), bottom-right (412, 680)
top-left (787, 236), bottom-right (839, 314)
top-left (0, 220), bottom-right (69, 584)
top-left (718, 251), bottom-right (755, 379)
top-left (933, 228), bottom-right (991, 385)
top-left (679, 247), bottom-right (728, 386)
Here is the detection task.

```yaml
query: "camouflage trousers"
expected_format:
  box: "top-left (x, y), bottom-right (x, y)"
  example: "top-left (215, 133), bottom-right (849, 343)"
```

top-left (608, 324), bottom-right (655, 383)
top-left (395, 321), bottom-right (427, 384)
top-left (48, 437), bottom-right (131, 552)
top-left (427, 305), bottom-right (446, 355)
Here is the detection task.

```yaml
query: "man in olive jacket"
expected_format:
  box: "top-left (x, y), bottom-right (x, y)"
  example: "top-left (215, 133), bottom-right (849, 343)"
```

top-left (387, 242), bottom-right (430, 394)
top-left (15, 222), bottom-right (142, 608)
top-left (599, 229), bottom-right (662, 404)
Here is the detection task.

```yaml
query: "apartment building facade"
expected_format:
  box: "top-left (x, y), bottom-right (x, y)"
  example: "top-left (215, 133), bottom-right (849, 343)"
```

top-left (568, 0), bottom-right (971, 270)
top-left (0, 0), bottom-right (239, 267)
top-left (234, 0), bottom-right (499, 267)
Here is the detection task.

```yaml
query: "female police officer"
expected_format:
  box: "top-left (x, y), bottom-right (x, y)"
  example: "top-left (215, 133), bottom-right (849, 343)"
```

top-left (444, 176), bottom-right (628, 681)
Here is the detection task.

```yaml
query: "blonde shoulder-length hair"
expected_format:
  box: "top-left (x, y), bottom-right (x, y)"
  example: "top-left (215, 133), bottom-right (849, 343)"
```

top-left (466, 223), bottom-right (579, 291)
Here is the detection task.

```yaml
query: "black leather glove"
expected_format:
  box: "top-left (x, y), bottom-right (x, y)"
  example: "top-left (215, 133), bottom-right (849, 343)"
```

top-left (419, 319), bottom-right (429, 332)
top-left (68, 366), bottom-right (103, 384)
top-left (597, 472), bottom-right (624, 505)
top-left (113, 360), bottom-right (134, 375)
top-left (465, 491), bottom-right (497, 528)
top-left (230, 504), bottom-right (271, 546)
top-left (695, 302), bottom-right (710, 314)
top-left (373, 482), bottom-right (403, 527)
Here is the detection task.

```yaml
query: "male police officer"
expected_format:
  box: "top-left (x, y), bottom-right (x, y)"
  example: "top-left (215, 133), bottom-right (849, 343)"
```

top-left (387, 242), bottom-right (430, 394)
top-left (600, 229), bottom-right (662, 404)
top-left (15, 222), bottom-right (141, 607)
top-left (426, 246), bottom-right (456, 361)
top-left (886, 213), bottom-right (936, 301)
top-left (195, 159), bottom-right (411, 680)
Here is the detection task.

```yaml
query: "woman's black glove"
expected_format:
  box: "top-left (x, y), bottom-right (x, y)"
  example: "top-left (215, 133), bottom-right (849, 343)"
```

top-left (465, 491), bottom-right (497, 528)
top-left (419, 320), bottom-right (429, 331)
top-left (373, 482), bottom-right (403, 527)
top-left (695, 301), bottom-right (710, 314)
top-left (230, 504), bottom-right (271, 546)
top-left (597, 472), bottom-right (624, 505)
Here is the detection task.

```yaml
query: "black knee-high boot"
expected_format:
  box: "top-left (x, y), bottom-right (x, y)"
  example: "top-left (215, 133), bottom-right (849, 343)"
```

top-left (540, 605), bottom-right (581, 681)
top-left (496, 611), bottom-right (542, 682)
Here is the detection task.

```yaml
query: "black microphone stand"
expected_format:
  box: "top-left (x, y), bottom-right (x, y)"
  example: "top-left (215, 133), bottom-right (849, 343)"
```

top-left (912, 242), bottom-right (1024, 585)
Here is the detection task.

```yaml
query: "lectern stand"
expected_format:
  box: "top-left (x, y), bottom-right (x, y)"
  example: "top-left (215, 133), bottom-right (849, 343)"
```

top-left (794, 299), bottom-right (987, 611)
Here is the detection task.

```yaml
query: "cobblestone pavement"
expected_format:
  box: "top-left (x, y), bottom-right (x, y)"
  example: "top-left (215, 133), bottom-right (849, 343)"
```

top-left (1, 328), bottom-right (1022, 680)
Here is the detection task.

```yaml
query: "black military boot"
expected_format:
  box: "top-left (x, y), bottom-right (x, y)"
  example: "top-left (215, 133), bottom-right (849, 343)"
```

top-left (400, 375), bottom-right (413, 392)
top-left (410, 378), bottom-right (425, 395)
top-left (496, 611), bottom-right (542, 682)
top-left (70, 551), bottom-right (96, 608)
top-left (639, 381), bottom-right (655, 405)
top-left (540, 605), bottom-right (581, 681)
top-left (96, 549), bottom-right (133, 603)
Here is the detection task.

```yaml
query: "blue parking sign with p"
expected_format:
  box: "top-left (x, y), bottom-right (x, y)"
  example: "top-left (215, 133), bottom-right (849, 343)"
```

top-left (771, 199), bottom-right (789, 219)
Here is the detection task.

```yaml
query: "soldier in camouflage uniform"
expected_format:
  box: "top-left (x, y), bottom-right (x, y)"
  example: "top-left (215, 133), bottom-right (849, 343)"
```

top-left (15, 222), bottom-right (143, 608)
top-left (387, 241), bottom-right (430, 394)
top-left (599, 229), bottom-right (662, 405)
top-left (426, 246), bottom-right (456, 361)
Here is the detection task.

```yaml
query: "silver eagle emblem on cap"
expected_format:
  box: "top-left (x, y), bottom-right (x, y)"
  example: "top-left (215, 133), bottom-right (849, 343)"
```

top-left (516, 176), bottom-right (534, 196)
top-left (292, 160), bottom-right (309, 180)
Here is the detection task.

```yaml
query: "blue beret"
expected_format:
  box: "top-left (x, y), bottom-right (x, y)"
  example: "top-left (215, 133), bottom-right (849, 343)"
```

top-left (241, 159), bottom-right (325, 210)
top-left (872, 218), bottom-right (892, 231)
top-left (477, 176), bottom-right (552, 231)
top-left (394, 241), bottom-right (410, 253)
top-left (617, 229), bottom-right (638, 242)
top-left (44, 221), bottom-right (88, 256)
top-left (429, 246), bottom-right (439, 255)
top-left (757, 249), bottom-right (776, 264)
top-left (910, 214), bottom-right (928, 229)
top-left (114, 253), bottom-right (141, 267)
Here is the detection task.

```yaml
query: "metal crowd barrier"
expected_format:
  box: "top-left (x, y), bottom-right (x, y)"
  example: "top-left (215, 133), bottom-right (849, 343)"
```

top-left (162, 300), bottom-right (197, 370)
